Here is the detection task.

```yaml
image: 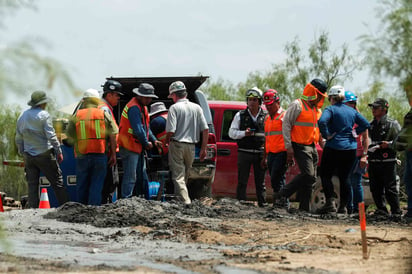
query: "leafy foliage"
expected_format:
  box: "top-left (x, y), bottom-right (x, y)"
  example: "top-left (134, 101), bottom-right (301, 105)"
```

top-left (360, 0), bottom-right (412, 101)
top-left (204, 31), bottom-right (359, 111)
top-left (0, 106), bottom-right (26, 200)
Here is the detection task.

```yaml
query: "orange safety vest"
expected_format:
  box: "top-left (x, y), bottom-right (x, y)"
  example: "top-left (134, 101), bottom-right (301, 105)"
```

top-left (152, 112), bottom-right (168, 155)
top-left (75, 108), bottom-right (106, 154)
top-left (98, 100), bottom-right (119, 152)
top-left (118, 98), bottom-right (149, 154)
top-left (291, 99), bottom-right (322, 145)
top-left (264, 110), bottom-right (286, 154)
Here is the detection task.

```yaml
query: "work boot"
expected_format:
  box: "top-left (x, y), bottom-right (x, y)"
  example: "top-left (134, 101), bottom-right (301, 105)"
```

top-left (337, 206), bottom-right (347, 214)
top-left (316, 198), bottom-right (337, 214)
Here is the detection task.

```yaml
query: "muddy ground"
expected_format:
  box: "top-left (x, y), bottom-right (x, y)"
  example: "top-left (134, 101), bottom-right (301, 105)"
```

top-left (0, 197), bottom-right (411, 273)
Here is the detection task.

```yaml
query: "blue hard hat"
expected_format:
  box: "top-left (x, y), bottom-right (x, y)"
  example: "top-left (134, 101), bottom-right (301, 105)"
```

top-left (343, 90), bottom-right (357, 103)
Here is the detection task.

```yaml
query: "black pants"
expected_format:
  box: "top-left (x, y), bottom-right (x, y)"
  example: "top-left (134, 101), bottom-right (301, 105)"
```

top-left (320, 147), bottom-right (356, 208)
top-left (369, 161), bottom-right (401, 214)
top-left (24, 150), bottom-right (69, 208)
top-left (236, 151), bottom-right (266, 205)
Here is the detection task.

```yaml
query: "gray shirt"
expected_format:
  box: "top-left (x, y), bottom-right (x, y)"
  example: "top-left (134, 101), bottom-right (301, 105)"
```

top-left (15, 107), bottom-right (62, 156)
top-left (166, 98), bottom-right (208, 143)
top-left (282, 99), bottom-right (303, 149)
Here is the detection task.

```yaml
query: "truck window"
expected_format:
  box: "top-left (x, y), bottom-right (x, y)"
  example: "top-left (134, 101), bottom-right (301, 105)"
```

top-left (221, 110), bottom-right (238, 142)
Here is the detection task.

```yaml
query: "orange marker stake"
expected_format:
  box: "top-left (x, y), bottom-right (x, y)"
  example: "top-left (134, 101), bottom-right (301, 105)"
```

top-left (358, 202), bottom-right (368, 259)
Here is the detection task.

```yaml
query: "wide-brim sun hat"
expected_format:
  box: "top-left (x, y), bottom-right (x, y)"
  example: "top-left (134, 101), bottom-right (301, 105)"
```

top-left (149, 102), bottom-right (168, 116)
top-left (133, 83), bottom-right (158, 98)
top-left (28, 91), bottom-right (50, 106)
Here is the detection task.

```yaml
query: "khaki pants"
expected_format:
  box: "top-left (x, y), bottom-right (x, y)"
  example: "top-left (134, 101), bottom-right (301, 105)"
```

top-left (168, 141), bottom-right (195, 204)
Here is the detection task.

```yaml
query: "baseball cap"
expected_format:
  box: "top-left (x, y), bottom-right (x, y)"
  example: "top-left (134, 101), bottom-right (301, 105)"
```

top-left (368, 98), bottom-right (389, 109)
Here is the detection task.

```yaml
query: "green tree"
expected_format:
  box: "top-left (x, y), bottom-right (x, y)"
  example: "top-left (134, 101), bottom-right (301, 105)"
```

top-left (360, 0), bottom-right (412, 101)
top-left (0, 1), bottom-right (76, 200)
top-left (202, 78), bottom-right (237, 101)
top-left (235, 31), bottom-right (358, 108)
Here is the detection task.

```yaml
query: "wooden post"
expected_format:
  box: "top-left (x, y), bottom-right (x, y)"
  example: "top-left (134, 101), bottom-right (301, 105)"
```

top-left (358, 202), bottom-right (368, 259)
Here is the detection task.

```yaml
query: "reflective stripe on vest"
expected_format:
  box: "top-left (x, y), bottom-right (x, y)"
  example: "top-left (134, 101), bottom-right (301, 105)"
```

top-left (75, 108), bottom-right (106, 154)
top-left (291, 99), bottom-right (321, 145)
top-left (98, 101), bottom-right (120, 152)
top-left (264, 111), bottom-right (286, 153)
top-left (118, 98), bottom-right (149, 154)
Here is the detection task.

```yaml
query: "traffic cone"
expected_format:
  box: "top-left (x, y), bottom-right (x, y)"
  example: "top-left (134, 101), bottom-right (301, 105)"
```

top-left (39, 188), bottom-right (50, 209)
top-left (0, 196), bottom-right (4, 212)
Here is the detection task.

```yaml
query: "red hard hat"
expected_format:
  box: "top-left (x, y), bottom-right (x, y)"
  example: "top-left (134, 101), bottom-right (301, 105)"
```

top-left (263, 89), bottom-right (279, 105)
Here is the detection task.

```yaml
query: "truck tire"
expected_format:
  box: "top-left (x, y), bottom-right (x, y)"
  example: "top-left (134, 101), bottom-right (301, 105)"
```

top-left (188, 179), bottom-right (212, 200)
top-left (310, 176), bottom-right (340, 213)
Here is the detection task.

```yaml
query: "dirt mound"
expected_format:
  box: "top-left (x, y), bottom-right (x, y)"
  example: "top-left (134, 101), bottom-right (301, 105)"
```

top-left (44, 197), bottom-right (408, 230)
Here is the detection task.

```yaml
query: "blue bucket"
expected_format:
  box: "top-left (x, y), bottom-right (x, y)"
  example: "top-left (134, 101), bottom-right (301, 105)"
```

top-left (147, 181), bottom-right (160, 200)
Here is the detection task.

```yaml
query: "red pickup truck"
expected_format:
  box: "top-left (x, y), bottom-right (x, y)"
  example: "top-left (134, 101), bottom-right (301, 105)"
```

top-left (208, 100), bottom-right (374, 212)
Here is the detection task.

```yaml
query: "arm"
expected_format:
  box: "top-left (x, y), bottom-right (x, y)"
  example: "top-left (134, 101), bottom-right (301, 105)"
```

top-left (15, 115), bottom-right (24, 156)
top-left (228, 112), bottom-right (245, 140)
top-left (282, 100), bottom-right (301, 150)
top-left (128, 106), bottom-right (151, 149)
top-left (149, 128), bottom-right (163, 149)
top-left (359, 130), bottom-right (370, 168)
top-left (355, 112), bottom-right (370, 135)
top-left (282, 100), bottom-right (301, 164)
top-left (43, 112), bottom-right (63, 162)
top-left (381, 119), bottom-right (401, 149)
top-left (199, 128), bottom-right (209, 161)
top-left (103, 112), bottom-right (118, 166)
top-left (318, 108), bottom-right (333, 140)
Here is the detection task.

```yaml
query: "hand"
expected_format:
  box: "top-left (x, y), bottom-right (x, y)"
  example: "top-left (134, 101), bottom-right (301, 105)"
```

top-left (286, 147), bottom-right (294, 166)
top-left (380, 141), bottom-right (389, 149)
top-left (199, 148), bottom-right (207, 161)
top-left (245, 128), bottom-right (254, 136)
top-left (319, 138), bottom-right (326, 149)
top-left (146, 142), bottom-right (153, 150)
top-left (57, 153), bottom-right (63, 163)
top-left (327, 132), bottom-right (336, 140)
top-left (108, 154), bottom-right (116, 167)
top-left (360, 156), bottom-right (368, 169)
top-left (154, 140), bottom-right (163, 148)
top-left (261, 158), bottom-right (268, 169)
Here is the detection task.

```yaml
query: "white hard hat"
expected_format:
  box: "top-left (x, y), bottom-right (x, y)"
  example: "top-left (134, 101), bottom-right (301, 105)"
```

top-left (328, 85), bottom-right (345, 97)
top-left (83, 88), bottom-right (100, 99)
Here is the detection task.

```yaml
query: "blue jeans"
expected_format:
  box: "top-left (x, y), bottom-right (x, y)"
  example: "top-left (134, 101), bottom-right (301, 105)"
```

top-left (267, 151), bottom-right (287, 192)
top-left (76, 153), bottom-right (107, 206)
top-left (268, 151), bottom-right (288, 206)
top-left (346, 157), bottom-right (365, 213)
top-left (404, 151), bottom-right (412, 217)
top-left (120, 147), bottom-right (148, 198)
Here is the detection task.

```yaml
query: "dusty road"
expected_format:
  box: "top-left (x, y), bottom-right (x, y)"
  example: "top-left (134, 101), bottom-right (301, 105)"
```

top-left (0, 197), bottom-right (411, 273)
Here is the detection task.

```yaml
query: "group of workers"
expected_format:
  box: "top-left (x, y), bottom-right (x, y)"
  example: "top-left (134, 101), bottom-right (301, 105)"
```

top-left (14, 77), bottom-right (412, 221)
top-left (230, 78), bottom-right (411, 221)
top-left (16, 79), bottom-right (209, 207)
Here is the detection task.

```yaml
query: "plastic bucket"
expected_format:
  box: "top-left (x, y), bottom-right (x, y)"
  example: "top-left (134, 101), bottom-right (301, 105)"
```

top-left (147, 181), bottom-right (160, 200)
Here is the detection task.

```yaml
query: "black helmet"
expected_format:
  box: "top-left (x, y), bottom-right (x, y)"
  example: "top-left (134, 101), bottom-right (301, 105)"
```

top-left (102, 80), bottom-right (123, 95)
top-left (310, 78), bottom-right (328, 94)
